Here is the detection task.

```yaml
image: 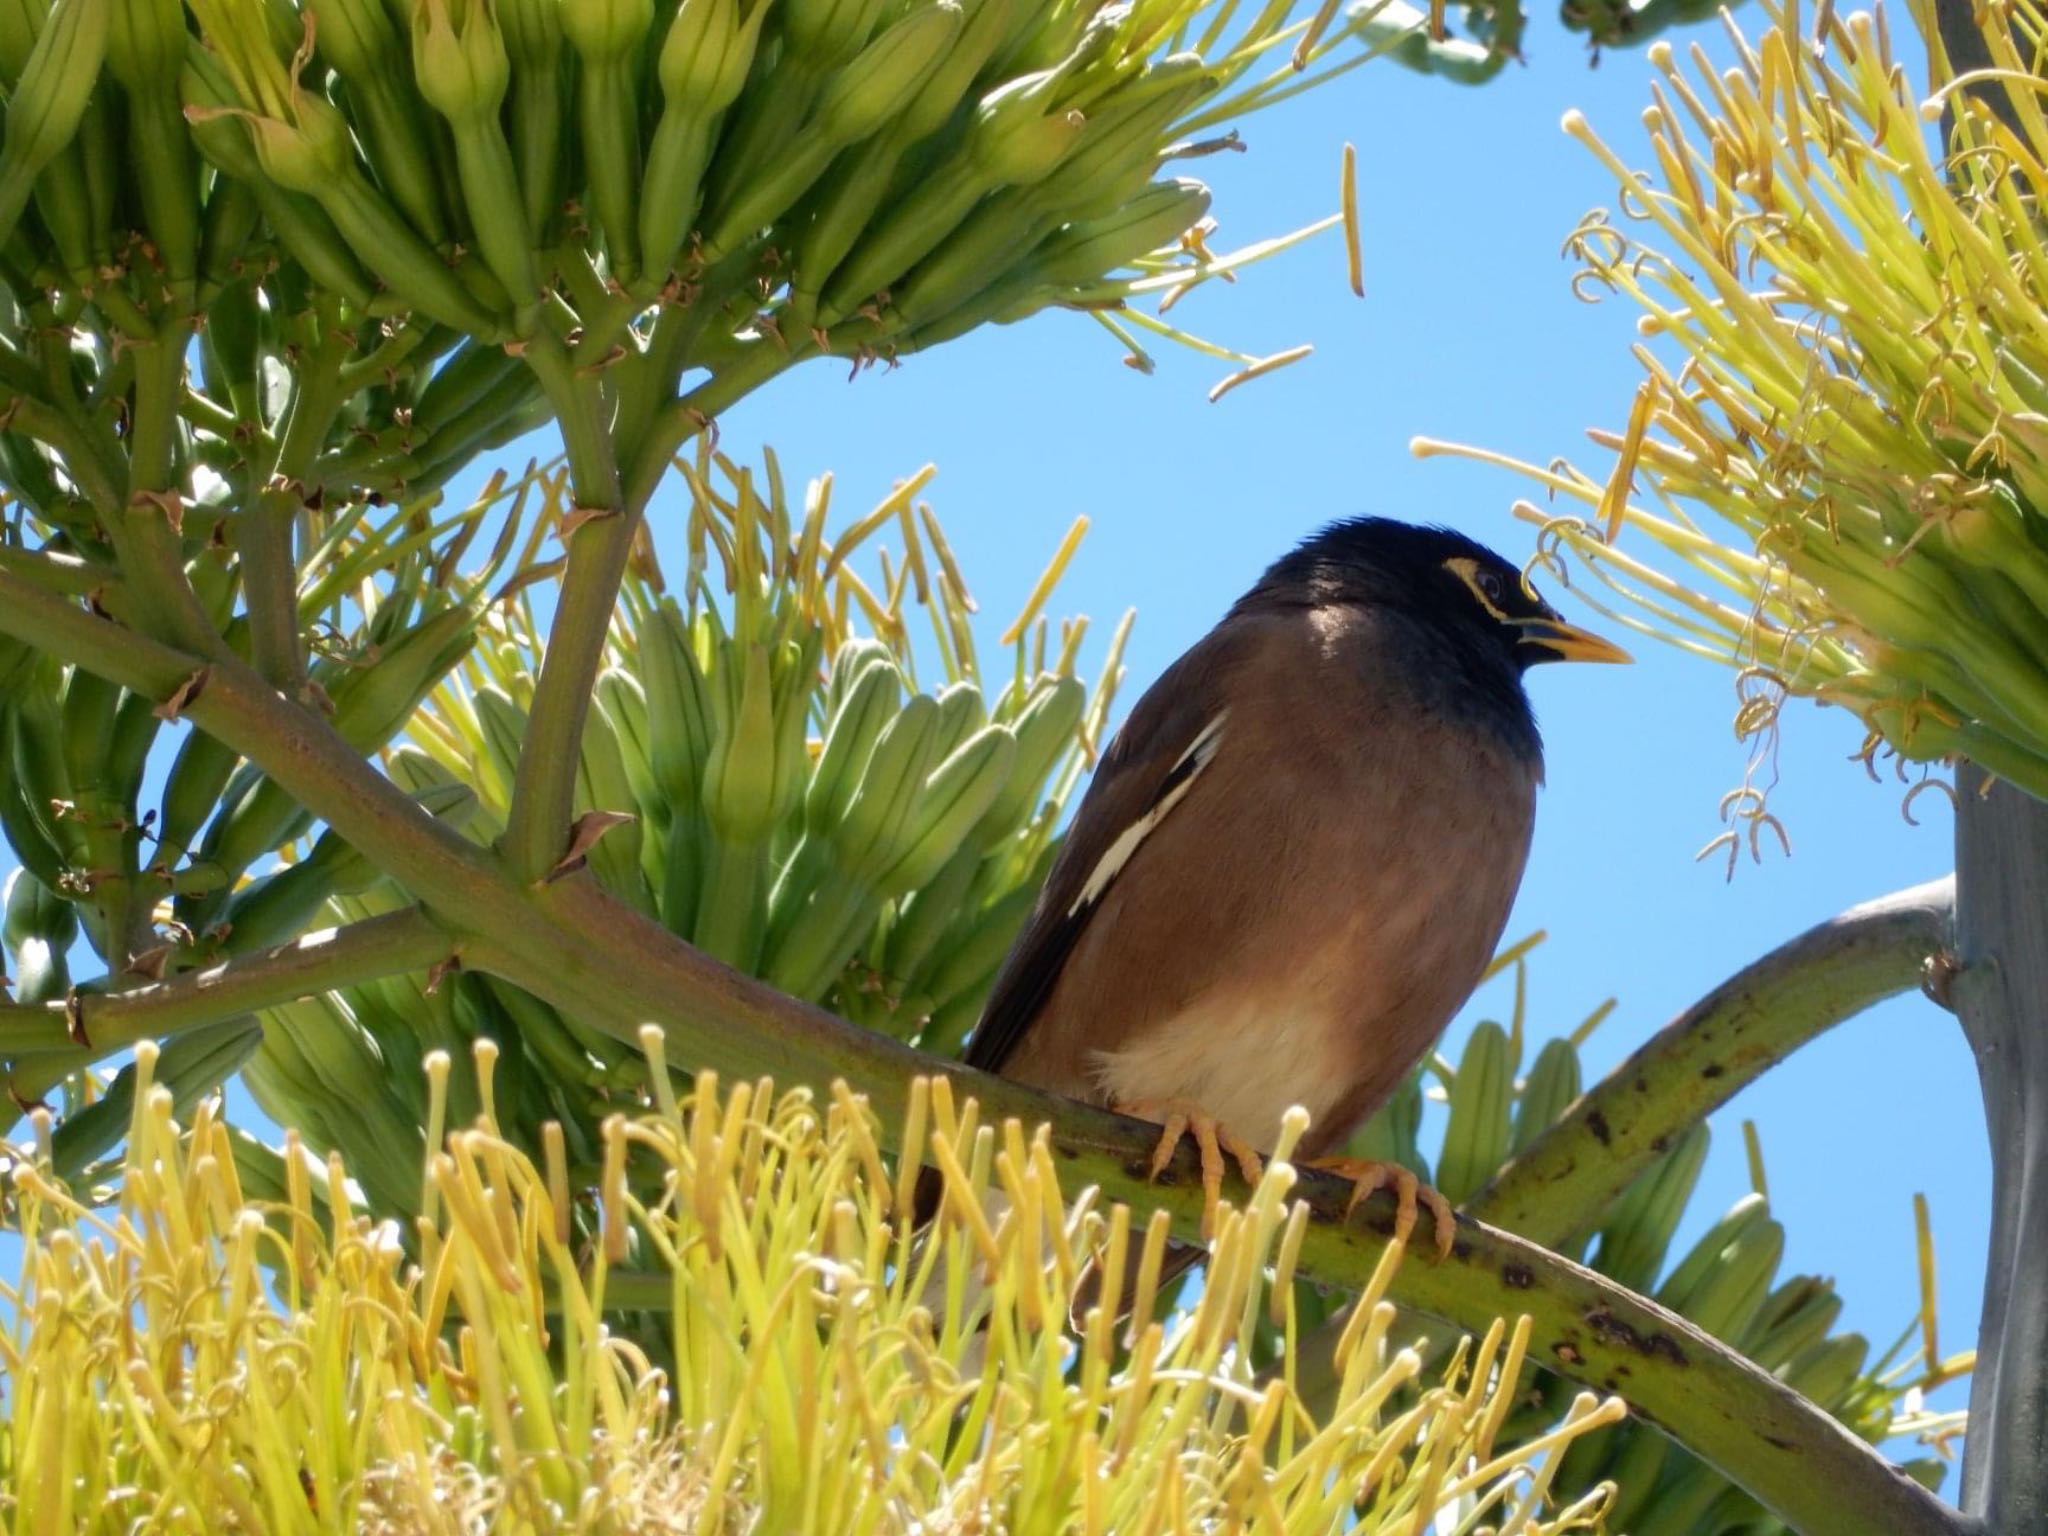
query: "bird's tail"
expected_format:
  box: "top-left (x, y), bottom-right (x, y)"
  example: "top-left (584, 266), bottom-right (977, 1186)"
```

top-left (910, 1163), bottom-right (946, 1232)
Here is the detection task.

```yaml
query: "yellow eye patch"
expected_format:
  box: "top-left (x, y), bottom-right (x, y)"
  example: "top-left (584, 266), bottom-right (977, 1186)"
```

top-left (1443, 556), bottom-right (1513, 624)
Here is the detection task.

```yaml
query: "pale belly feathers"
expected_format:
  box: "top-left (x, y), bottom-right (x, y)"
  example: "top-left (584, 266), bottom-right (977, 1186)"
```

top-left (1087, 993), bottom-right (1351, 1150)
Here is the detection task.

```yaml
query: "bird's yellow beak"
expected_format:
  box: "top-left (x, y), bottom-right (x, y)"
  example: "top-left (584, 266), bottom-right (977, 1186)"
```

top-left (1517, 618), bottom-right (1633, 665)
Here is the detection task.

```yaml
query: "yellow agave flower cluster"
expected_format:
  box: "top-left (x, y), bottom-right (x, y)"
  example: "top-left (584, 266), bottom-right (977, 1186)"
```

top-left (1, 1040), bottom-right (1626, 1535)
top-left (1422, 0), bottom-right (2048, 808)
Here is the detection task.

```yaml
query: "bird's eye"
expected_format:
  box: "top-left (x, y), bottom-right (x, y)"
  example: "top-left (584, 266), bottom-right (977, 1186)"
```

top-left (1443, 556), bottom-right (1516, 620)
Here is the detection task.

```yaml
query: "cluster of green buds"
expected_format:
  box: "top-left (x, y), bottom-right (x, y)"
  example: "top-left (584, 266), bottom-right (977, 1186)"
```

top-left (1272, 937), bottom-right (1963, 1527)
top-left (0, 0), bottom-right (1451, 495)
top-left (1419, 0), bottom-right (2048, 805)
top-left (222, 446), bottom-right (1118, 1218)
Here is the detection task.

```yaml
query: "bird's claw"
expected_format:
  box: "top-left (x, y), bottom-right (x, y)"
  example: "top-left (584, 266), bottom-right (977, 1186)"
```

top-left (1306, 1157), bottom-right (1456, 1259)
top-left (1114, 1097), bottom-right (1263, 1239)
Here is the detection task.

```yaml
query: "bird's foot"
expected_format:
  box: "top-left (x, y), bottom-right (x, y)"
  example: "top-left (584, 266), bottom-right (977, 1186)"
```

top-left (1113, 1097), bottom-right (1264, 1239)
top-left (1305, 1157), bottom-right (1455, 1259)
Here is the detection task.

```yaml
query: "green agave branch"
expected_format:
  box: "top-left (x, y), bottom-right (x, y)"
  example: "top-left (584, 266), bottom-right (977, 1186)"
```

top-left (1474, 879), bottom-right (1957, 1247)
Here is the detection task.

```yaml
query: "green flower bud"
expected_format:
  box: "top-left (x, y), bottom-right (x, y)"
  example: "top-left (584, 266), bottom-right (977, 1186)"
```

top-left (107, 0), bottom-right (200, 286)
top-left (559, 0), bottom-right (651, 62)
top-left (178, 44), bottom-right (252, 160)
top-left (0, 0), bottom-right (108, 186)
top-left (2, 864), bottom-right (77, 955)
top-left (496, 0), bottom-right (560, 65)
top-left (190, 0), bottom-right (374, 192)
top-left (968, 84), bottom-right (1085, 184)
top-left (327, 597), bottom-right (489, 752)
top-left (970, 673), bottom-right (1083, 845)
top-left (1025, 64), bottom-right (1216, 222)
top-left (880, 724), bottom-right (1016, 892)
top-left (702, 640), bottom-right (779, 841)
top-left (494, 0), bottom-right (561, 235)
top-left (639, 0), bottom-right (768, 270)
top-left (560, 0), bottom-right (651, 276)
top-left (1030, 177), bottom-right (1210, 289)
top-left (815, 1), bottom-right (960, 143)
top-left (891, 0), bottom-right (1013, 141)
top-left (410, 0), bottom-right (509, 122)
top-left (0, 0), bottom-right (49, 85)
top-left (782, 0), bottom-right (884, 67)
top-left (188, 0), bottom-right (319, 124)
top-left (240, 85), bottom-right (356, 192)
top-left (307, 0), bottom-right (399, 77)
top-left (999, 0), bottom-right (1112, 77)
top-left (103, 0), bottom-right (180, 91)
top-left (656, 0), bottom-right (760, 112)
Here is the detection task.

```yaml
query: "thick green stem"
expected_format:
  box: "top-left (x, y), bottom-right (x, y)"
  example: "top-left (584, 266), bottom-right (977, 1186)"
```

top-left (106, 338), bottom-right (222, 660)
top-left (502, 337), bottom-right (629, 884)
top-left (2, 397), bottom-right (120, 512)
top-left (623, 341), bottom-right (798, 512)
top-left (242, 315), bottom-right (351, 693)
top-left (502, 348), bottom-right (786, 884)
top-left (0, 543), bottom-right (113, 598)
top-left (29, 339), bottom-right (124, 512)
top-left (1474, 877), bottom-right (1955, 1244)
top-left (0, 905), bottom-right (448, 1058)
top-left (124, 337), bottom-right (184, 499)
top-left (0, 565), bottom-right (1970, 1536)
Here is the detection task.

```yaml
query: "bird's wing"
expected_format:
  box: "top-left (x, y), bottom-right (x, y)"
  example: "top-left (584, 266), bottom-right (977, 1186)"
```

top-left (963, 627), bottom-right (1244, 1073)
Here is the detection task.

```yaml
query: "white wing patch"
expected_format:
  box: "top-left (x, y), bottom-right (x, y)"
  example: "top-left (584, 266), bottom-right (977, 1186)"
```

top-left (1067, 711), bottom-right (1228, 917)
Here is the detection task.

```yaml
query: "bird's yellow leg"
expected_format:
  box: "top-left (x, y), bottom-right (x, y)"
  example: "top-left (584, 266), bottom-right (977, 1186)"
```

top-left (1112, 1098), bottom-right (1264, 1238)
top-left (1304, 1157), bottom-right (1456, 1259)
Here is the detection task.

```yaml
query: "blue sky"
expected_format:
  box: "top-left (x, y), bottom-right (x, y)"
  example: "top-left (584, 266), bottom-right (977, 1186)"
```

top-left (4, 0), bottom-right (1981, 1476)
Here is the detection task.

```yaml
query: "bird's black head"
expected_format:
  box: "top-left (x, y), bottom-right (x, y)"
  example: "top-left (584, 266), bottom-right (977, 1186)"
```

top-left (1235, 517), bottom-right (1630, 752)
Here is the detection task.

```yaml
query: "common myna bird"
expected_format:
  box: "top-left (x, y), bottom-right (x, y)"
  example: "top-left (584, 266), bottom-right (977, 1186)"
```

top-left (963, 517), bottom-right (1628, 1267)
